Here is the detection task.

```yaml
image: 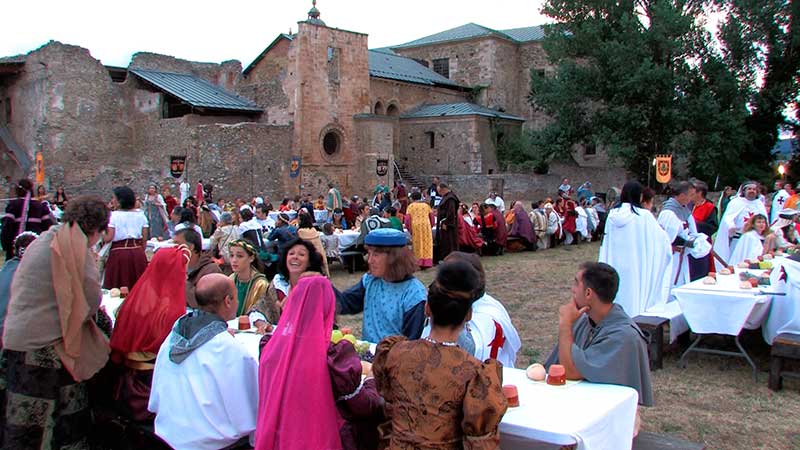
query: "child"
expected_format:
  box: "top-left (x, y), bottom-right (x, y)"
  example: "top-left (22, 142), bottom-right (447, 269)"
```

top-left (320, 223), bottom-right (340, 262)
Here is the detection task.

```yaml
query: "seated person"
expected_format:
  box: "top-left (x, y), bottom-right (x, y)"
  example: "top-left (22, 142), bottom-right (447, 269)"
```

top-left (166, 206), bottom-right (183, 238)
top-left (174, 228), bottom-right (221, 308)
top-left (335, 229), bottom-right (427, 343)
top-left (729, 214), bottom-right (776, 265)
top-left (422, 252), bottom-right (521, 368)
top-left (255, 203), bottom-right (276, 234)
top-left (109, 246), bottom-right (191, 421)
top-left (373, 260), bottom-right (507, 449)
top-left (256, 276), bottom-right (384, 450)
top-left (149, 273), bottom-right (258, 450)
top-left (238, 207), bottom-right (267, 252)
top-left (771, 209), bottom-right (800, 251)
top-left (314, 195), bottom-right (326, 211)
top-left (544, 262), bottom-right (653, 410)
top-left (174, 207), bottom-right (204, 239)
top-left (329, 207), bottom-right (348, 230)
top-left (266, 213), bottom-right (298, 254)
top-left (384, 207), bottom-right (403, 231)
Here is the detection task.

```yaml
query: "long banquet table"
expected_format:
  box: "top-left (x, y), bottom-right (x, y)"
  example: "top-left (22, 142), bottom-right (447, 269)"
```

top-left (231, 331), bottom-right (638, 450)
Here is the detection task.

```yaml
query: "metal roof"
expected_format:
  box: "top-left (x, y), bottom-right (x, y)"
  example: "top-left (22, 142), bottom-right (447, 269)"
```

top-left (392, 23), bottom-right (545, 49)
top-left (368, 50), bottom-right (461, 88)
top-left (401, 102), bottom-right (525, 121)
top-left (130, 68), bottom-right (262, 113)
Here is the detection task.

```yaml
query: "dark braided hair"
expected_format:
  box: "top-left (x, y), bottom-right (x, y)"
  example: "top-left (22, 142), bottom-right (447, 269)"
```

top-left (427, 261), bottom-right (481, 327)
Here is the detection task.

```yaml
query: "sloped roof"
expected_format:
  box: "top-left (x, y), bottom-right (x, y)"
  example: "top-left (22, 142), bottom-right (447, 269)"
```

top-left (392, 23), bottom-right (545, 49)
top-left (130, 68), bottom-right (262, 113)
top-left (368, 50), bottom-right (461, 88)
top-left (401, 102), bottom-right (525, 121)
top-left (243, 33), bottom-right (294, 76)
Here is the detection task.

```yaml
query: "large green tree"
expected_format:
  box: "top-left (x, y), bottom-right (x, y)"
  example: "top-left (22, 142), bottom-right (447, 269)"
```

top-left (526, 0), bottom-right (799, 186)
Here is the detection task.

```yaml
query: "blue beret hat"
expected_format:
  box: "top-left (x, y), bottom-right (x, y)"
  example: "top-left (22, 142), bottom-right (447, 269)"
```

top-left (365, 228), bottom-right (408, 247)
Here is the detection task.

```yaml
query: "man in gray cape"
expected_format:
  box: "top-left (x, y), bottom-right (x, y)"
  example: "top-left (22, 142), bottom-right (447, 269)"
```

top-left (545, 262), bottom-right (654, 409)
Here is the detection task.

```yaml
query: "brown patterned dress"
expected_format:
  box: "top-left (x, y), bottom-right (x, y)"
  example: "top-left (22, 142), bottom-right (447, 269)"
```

top-left (372, 336), bottom-right (507, 450)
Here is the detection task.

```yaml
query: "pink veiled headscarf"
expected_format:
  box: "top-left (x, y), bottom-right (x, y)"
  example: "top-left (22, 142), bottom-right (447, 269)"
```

top-left (255, 275), bottom-right (343, 450)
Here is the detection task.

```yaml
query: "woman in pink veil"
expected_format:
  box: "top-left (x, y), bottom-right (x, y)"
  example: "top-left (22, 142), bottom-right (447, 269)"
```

top-left (256, 275), bottom-right (383, 450)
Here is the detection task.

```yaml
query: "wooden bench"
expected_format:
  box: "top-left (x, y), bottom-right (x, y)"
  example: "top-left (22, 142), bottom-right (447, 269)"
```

top-left (769, 332), bottom-right (800, 391)
top-left (632, 431), bottom-right (705, 450)
top-left (633, 316), bottom-right (668, 370)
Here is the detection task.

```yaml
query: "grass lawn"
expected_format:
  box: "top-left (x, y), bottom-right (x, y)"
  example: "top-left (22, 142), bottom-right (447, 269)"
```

top-left (330, 242), bottom-right (800, 450)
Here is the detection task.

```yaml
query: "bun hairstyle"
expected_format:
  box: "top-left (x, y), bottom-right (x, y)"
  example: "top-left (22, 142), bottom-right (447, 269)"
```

top-left (427, 261), bottom-right (481, 327)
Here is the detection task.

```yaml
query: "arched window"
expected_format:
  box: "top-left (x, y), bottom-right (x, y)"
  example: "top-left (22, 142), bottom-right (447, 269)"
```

top-left (374, 101), bottom-right (384, 115)
top-left (386, 104), bottom-right (399, 117)
top-left (323, 131), bottom-right (341, 156)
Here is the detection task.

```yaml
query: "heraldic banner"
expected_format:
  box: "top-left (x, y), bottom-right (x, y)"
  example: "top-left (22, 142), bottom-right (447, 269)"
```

top-left (655, 154), bottom-right (672, 184)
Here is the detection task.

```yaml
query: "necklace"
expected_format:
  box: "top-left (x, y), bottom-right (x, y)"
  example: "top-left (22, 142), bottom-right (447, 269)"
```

top-left (424, 337), bottom-right (459, 347)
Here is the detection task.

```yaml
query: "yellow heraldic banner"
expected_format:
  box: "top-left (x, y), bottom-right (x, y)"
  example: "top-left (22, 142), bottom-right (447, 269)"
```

top-left (35, 151), bottom-right (45, 185)
top-left (655, 154), bottom-right (672, 184)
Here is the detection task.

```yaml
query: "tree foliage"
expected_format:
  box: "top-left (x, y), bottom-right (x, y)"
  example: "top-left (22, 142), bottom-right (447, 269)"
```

top-left (526, 0), bottom-right (799, 186)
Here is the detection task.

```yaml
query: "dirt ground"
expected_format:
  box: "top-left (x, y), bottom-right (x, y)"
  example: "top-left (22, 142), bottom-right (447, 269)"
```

top-left (330, 242), bottom-right (800, 450)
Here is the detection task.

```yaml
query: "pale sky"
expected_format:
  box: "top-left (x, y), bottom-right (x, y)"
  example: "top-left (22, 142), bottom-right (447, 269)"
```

top-left (1, 0), bottom-right (551, 67)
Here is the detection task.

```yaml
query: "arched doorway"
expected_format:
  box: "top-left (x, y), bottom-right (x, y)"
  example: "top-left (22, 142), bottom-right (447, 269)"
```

top-left (386, 103), bottom-right (399, 117)
top-left (374, 101), bottom-right (384, 115)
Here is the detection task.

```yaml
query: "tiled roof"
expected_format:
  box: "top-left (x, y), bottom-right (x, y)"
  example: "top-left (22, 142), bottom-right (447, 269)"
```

top-left (130, 68), bottom-right (262, 113)
top-left (392, 23), bottom-right (545, 49)
top-left (368, 50), bottom-right (461, 88)
top-left (243, 33), bottom-right (294, 76)
top-left (401, 102), bottom-right (525, 121)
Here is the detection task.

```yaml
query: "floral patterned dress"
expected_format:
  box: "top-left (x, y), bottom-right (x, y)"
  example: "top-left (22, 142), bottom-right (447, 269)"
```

top-left (372, 336), bottom-right (507, 450)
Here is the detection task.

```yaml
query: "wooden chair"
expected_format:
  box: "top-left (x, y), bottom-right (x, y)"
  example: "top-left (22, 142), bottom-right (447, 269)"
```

top-left (769, 332), bottom-right (800, 391)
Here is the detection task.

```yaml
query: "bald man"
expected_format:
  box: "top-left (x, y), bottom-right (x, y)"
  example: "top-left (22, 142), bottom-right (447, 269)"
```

top-left (149, 274), bottom-right (258, 450)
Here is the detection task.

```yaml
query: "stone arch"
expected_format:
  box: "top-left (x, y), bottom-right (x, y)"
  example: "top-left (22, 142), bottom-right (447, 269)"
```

top-left (374, 101), bottom-right (384, 115)
top-left (386, 103), bottom-right (400, 117)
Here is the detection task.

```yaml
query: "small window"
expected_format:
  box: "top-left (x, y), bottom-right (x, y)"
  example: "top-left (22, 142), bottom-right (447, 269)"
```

top-left (425, 131), bottom-right (435, 149)
top-left (374, 101), bottom-right (384, 115)
top-left (413, 58), bottom-right (429, 68)
top-left (323, 131), bottom-right (341, 156)
top-left (585, 143), bottom-right (597, 156)
top-left (433, 58), bottom-right (450, 78)
top-left (327, 47), bottom-right (340, 83)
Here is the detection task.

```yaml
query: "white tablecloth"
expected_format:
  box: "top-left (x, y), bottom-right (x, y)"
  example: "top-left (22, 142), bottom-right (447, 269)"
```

top-left (337, 230), bottom-right (361, 250)
top-left (500, 368), bottom-right (638, 450)
top-left (672, 269), bottom-right (772, 336)
top-left (147, 237), bottom-right (210, 252)
top-left (764, 256), bottom-right (800, 344)
top-left (100, 292), bottom-right (124, 327)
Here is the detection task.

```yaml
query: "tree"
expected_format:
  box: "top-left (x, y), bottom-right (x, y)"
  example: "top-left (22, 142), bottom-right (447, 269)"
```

top-left (528, 0), bottom-right (798, 186)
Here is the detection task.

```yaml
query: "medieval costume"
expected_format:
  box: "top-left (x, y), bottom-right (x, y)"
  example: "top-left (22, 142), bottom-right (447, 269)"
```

top-left (508, 202), bottom-right (536, 250)
top-left (690, 198), bottom-right (718, 280)
top-left (458, 211), bottom-right (484, 253)
top-left (143, 193), bottom-right (170, 240)
top-left (436, 190), bottom-right (460, 262)
top-left (404, 200), bottom-right (435, 268)
top-left (658, 198), bottom-right (704, 289)
top-left (1, 193), bottom-right (52, 261)
top-left (713, 187), bottom-right (767, 267)
top-left (103, 209), bottom-right (149, 290)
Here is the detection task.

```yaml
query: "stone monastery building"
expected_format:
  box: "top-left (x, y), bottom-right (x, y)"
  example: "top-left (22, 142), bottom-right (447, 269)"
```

top-left (0, 3), bottom-right (622, 200)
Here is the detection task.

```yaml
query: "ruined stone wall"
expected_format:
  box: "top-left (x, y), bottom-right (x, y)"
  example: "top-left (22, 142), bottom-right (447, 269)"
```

top-left (369, 78), bottom-right (467, 115)
top-left (289, 23), bottom-right (371, 194)
top-left (238, 37), bottom-right (293, 125)
top-left (129, 52), bottom-right (242, 93)
top-left (3, 41), bottom-right (131, 195)
top-left (433, 162), bottom-right (628, 205)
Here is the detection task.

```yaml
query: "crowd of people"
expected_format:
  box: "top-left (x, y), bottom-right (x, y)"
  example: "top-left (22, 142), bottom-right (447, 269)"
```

top-left (0, 174), bottom-right (678, 450)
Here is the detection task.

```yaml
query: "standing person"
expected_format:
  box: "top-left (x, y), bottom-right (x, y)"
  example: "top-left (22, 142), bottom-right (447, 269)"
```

top-left (558, 178), bottom-right (571, 196)
top-left (335, 229), bottom-right (428, 342)
top-left (485, 192), bottom-right (506, 213)
top-left (530, 201), bottom-right (548, 249)
top-left (162, 186), bottom-right (178, 219)
top-left (690, 181), bottom-right (718, 279)
top-left (543, 202), bottom-right (561, 249)
top-left (148, 274), bottom-right (258, 450)
top-left (435, 183), bottom-right (459, 262)
top-left (326, 182), bottom-right (342, 212)
top-left (0, 232), bottom-right (37, 349)
top-left (771, 181), bottom-right (793, 223)
top-left (489, 202), bottom-right (508, 255)
top-left (478, 202), bottom-right (497, 252)
top-left (714, 181), bottom-right (768, 267)
top-left (1, 196), bottom-right (111, 449)
top-left (395, 180), bottom-right (408, 214)
top-left (54, 186), bottom-right (68, 210)
top-left (599, 181), bottom-right (672, 317)
top-left (195, 180), bottom-right (205, 206)
top-left (561, 194), bottom-right (579, 245)
top-left (179, 178), bottom-right (190, 205)
top-left (427, 176), bottom-right (441, 208)
top-left (1, 179), bottom-right (53, 261)
top-left (143, 184), bottom-right (170, 240)
top-left (658, 181), bottom-right (704, 289)
top-left (404, 192), bottom-right (435, 268)
top-left (255, 276), bottom-right (384, 450)
top-left (373, 260), bottom-right (507, 449)
top-left (716, 185), bottom-right (735, 221)
top-left (103, 186), bottom-right (149, 290)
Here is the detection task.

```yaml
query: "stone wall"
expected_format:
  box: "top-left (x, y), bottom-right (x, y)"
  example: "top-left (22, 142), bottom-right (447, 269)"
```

top-left (238, 37), bottom-right (293, 125)
top-left (369, 78), bottom-right (467, 115)
top-left (432, 161), bottom-right (628, 204)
